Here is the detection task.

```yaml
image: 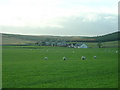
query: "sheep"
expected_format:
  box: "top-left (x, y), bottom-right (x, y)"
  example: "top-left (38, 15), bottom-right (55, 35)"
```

top-left (81, 56), bottom-right (86, 60)
top-left (116, 50), bottom-right (118, 53)
top-left (44, 57), bottom-right (48, 60)
top-left (94, 56), bottom-right (97, 59)
top-left (63, 57), bottom-right (67, 60)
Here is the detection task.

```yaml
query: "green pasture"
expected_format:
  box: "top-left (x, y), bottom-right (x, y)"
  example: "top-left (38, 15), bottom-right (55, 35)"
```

top-left (2, 46), bottom-right (118, 88)
top-left (83, 41), bottom-right (119, 48)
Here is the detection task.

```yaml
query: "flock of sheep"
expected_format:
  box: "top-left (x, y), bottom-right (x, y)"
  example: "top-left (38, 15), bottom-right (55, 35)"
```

top-left (43, 50), bottom-right (118, 60)
top-left (44, 56), bottom-right (97, 60)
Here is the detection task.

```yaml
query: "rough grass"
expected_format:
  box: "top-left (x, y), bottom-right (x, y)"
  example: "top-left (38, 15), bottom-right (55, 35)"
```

top-left (2, 46), bottom-right (118, 88)
top-left (85, 41), bottom-right (118, 48)
top-left (2, 37), bottom-right (34, 45)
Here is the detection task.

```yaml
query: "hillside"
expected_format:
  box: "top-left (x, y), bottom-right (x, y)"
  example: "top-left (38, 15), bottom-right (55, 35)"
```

top-left (2, 35), bottom-right (34, 45)
top-left (92, 31), bottom-right (120, 42)
top-left (1, 31), bottom-right (119, 45)
top-left (1, 33), bottom-right (90, 45)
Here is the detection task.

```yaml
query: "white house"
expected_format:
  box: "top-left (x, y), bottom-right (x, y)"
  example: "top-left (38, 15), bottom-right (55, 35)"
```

top-left (57, 42), bottom-right (62, 46)
top-left (79, 43), bottom-right (88, 48)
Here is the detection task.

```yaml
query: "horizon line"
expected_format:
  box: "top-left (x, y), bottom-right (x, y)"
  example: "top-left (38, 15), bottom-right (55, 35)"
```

top-left (1, 30), bottom-right (119, 37)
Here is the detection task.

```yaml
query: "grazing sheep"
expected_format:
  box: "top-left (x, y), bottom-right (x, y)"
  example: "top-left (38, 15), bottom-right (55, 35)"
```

top-left (116, 50), bottom-right (118, 53)
top-left (94, 56), bottom-right (97, 59)
top-left (63, 57), bottom-right (67, 60)
top-left (44, 57), bottom-right (48, 60)
top-left (81, 56), bottom-right (86, 60)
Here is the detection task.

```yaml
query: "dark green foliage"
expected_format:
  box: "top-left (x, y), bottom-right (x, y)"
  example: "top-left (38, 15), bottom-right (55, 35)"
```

top-left (94, 31), bottom-right (120, 42)
top-left (97, 42), bottom-right (103, 48)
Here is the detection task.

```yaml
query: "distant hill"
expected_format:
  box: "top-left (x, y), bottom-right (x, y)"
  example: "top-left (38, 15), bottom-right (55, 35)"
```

top-left (92, 31), bottom-right (120, 42)
top-left (1, 31), bottom-right (119, 45)
top-left (1, 33), bottom-right (90, 45)
top-left (2, 34), bottom-right (34, 45)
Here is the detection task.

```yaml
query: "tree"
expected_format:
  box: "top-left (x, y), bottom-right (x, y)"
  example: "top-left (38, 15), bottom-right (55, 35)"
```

top-left (97, 42), bottom-right (103, 48)
top-left (35, 42), bottom-right (39, 46)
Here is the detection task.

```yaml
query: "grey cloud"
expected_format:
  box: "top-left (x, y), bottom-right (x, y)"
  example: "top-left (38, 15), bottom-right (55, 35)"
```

top-left (0, 14), bottom-right (117, 36)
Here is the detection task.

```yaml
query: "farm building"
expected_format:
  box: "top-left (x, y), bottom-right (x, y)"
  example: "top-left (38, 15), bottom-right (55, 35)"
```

top-left (79, 43), bottom-right (88, 48)
top-left (57, 42), bottom-right (62, 46)
top-left (68, 43), bottom-right (88, 48)
top-left (36, 41), bottom-right (88, 48)
top-left (45, 42), bottom-right (51, 46)
top-left (51, 42), bottom-right (56, 46)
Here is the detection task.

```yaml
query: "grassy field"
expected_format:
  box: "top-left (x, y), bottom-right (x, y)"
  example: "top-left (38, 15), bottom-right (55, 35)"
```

top-left (2, 46), bottom-right (118, 88)
top-left (83, 41), bottom-right (119, 48)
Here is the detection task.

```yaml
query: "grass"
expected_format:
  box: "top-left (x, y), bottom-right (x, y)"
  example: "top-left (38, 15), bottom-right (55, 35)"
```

top-left (103, 41), bottom-right (119, 47)
top-left (85, 41), bottom-right (119, 48)
top-left (2, 46), bottom-right (118, 88)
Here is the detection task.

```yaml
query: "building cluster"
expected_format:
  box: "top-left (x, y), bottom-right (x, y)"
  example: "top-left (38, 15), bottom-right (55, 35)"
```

top-left (36, 41), bottom-right (88, 48)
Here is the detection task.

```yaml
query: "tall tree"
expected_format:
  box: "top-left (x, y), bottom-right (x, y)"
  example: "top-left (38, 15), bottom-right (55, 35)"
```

top-left (97, 42), bottom-right (103, 48)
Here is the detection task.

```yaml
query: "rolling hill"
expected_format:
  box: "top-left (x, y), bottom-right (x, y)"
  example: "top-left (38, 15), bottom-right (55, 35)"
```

top-left (1, 31), bottom-right (119, 45)
top-left (92, 31), bottom-right (120, 42)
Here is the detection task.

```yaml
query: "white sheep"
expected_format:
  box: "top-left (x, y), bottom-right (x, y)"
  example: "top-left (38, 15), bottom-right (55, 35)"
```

top-left (94, 56), bottom-right (97, 59)
top-left (81, 56), bottom-right (86, 60)
top-left (63, 57), bottom-right (67, 60)
top-left (116, 50), bottom-right (118, 53)
top-left (44, 57), bottom-right (48, 60)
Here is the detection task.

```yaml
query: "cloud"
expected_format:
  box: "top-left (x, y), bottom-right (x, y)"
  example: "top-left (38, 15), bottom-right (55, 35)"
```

top-left (0, 0), bottom-right (118, 35)
top-left (82, 14), bottom-right (101, 22)
top-left (104, 16), bottom-right (116, 20)
top-left (0, 13), bottom-right (117, 36)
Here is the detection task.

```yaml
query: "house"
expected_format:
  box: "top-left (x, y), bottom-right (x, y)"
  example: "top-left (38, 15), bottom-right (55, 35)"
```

top-left (51, 42), bottom-right (56, 46)
top-left (61, 41), bottom-right (67, 46)
top-left (79, 43), bottom-right (88, 48)
top-left (56, 42), bottom-right (62, 46)
top-left (45, 42), bottom-right (51, 46)
top-left (68, 43), bottom-right (74, 48)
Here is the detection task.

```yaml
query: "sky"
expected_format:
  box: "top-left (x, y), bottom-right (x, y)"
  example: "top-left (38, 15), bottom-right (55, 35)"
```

top-left (0, 0), bottom-right (118, 36)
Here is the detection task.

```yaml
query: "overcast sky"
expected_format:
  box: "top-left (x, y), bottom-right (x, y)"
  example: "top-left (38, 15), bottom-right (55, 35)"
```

top-left (0, 0), bottom-right (118, 36)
